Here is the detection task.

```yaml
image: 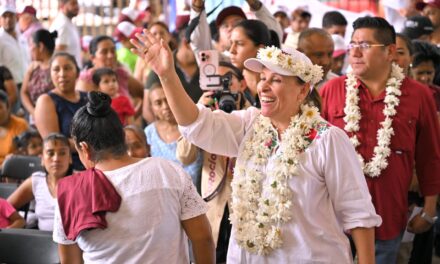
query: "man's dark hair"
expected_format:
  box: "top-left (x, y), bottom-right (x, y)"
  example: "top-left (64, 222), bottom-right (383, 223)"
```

top-left (322, 11), bottom-right (347, 28)
top-left (352, 16), bottom-right (396, 45)
top-left (291, 8), bottom-right (311, 21)
top-left (412, 40), bottom-right (440, 68)
top-left (298, 28), bottom-right (332, 48)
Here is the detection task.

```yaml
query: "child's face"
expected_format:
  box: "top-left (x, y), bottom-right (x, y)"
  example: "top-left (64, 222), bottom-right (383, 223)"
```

top-left (99, 74), bottom-right (119, 97)
top-left (27, 136), bottom-right (43, 156)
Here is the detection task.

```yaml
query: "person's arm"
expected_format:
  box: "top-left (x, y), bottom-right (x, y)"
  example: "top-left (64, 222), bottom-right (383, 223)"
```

top-left (132, 30), bottom-right (199, 126)
top-left (20, 63), bottom-right (38, 116)
top-left (182, 214), bottom-right (215, 264)
top-left (58, 244), bottom-right (83, 264)
top-left (127, 75), bottom-right (144, 99)
top-left (189, 0), bottom-right (214, 65)
top-left (7, 211), bottom-right (26, 228)
top-left (7, 177), bottom-right (34, 210)
top-left (350, 227), bottom-right (375, 264)
top-left (248, 0), bottom-right (283, 43)
top-left (34, 94), bottom-right (60, 138)
top-left (408, 195), bottom-right (438, 233)
top-left (75, 78), bottom-right (96, 93)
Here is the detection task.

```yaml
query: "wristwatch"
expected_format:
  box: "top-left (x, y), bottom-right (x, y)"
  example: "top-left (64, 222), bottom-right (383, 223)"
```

top-left (420, 211), bottom-right (438, 224)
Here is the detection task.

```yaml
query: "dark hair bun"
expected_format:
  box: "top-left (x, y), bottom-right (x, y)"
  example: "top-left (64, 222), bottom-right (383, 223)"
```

top-left (86, 91), bottom-right (112, 117)
top-left (50, 30), bottom-right (58, 39)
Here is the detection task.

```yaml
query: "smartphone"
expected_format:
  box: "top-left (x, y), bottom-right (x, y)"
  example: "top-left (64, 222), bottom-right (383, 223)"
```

top-left (198, 50), bottom-right (222, 90)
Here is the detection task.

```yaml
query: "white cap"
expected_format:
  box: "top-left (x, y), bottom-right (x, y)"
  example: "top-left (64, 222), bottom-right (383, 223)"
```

top-left (331, 34), bottom-right (346, 58)
top-left (121, 7), bottom-right (141, 22)
top-left (244, 46), bottom-right (323, 86)
top-left (0, 4), bottom-right (15, 16)
top-left (114, 21), bottom-right (142, 40)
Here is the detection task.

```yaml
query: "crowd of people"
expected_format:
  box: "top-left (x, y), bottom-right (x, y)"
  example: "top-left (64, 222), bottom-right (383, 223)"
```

top-left (0, 0), bottom-right (440, 263)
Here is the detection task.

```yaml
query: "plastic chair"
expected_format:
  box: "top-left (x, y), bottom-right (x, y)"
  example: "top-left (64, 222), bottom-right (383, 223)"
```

top-left (1, 155), bottom-right (43, 181)
top-left (0, 183), bottom-right (17, 198)
top-left (0, 228), bottom-right (60, 264)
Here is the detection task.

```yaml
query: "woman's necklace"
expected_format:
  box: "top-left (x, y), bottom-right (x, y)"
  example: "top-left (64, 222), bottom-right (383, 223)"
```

top-left (230, 104), bottom-right (327, 255)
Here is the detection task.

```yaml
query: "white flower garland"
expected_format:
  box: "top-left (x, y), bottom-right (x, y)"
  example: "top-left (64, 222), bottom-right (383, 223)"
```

top-left (257, 46), bottom-right (323, 85)
top-left (343, 63), bottom-right (404, 177)
top-left (230, 104), bottom-right (322, 255)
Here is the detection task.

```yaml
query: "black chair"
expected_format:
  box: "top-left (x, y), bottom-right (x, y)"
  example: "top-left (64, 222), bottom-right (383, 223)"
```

top-left (0, 228), bottom-right (60, 263)
top-left (1, 155), bottom-right (43, 181)
top-left (0, 183), bottom-right (17, 199)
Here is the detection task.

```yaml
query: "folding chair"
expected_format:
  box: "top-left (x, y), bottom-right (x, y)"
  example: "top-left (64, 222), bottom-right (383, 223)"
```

top-left (0, 182), bottom-right (17, 198)
top-left (1, 155), bottom-right (43, 220)
top-left (1, 155), bottom-right (43, 181)
top-left (0, 228), bottom-right (60, 264)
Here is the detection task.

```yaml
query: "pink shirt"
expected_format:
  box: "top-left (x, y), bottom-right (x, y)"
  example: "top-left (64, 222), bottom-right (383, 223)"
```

top-left (320, 76), bottom-right (440, 240)
top-left (0, 198), bottom-right (16, 228)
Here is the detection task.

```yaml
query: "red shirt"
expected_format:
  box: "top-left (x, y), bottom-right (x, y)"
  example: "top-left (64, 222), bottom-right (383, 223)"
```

top-left (111, 95), bottom-right (135, 126)
top-left (320, 76), bottom-right (440, 240)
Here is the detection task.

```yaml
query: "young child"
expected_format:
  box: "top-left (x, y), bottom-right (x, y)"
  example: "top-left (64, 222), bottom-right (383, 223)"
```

top-left (14, 130), bottom-right (43, 156)
top-left (0, 198), bottom-right (25, 228)
top-left (92, 68), bottom-right (135, 125)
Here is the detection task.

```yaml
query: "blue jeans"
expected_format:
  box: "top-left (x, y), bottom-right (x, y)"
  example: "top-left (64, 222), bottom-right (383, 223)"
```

top-left (375, 232), bottom-right (404, 264)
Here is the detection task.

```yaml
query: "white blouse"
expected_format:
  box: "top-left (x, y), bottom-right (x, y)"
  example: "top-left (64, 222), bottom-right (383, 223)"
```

top-left (180, 105), bottom-right (382, 264)
top-left (53, 158), bottom-right (208, 264)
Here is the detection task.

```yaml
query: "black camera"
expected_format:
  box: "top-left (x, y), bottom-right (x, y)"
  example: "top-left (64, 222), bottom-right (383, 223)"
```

top-left (212, 73), bottom-right (239, 113)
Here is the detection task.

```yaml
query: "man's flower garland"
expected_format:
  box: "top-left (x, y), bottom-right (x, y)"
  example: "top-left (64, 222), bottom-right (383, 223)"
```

top-left (343, 63), bottom-right (404, 177)
top-left (257, 46), bottom-right (323, 85)
top-left (230, 104), bottom-right (323, 255)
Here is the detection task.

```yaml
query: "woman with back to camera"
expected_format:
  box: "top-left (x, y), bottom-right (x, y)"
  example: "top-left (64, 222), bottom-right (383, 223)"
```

top-left (8, 133), bottom-right (72, 231)
top-left (53, 91), bottom-right (215, 263)
top-left (21, 29), bottom-right (57, 120)
top-left (133, 30), bottom-right (381, 263)
top-left (34, 52), bottom-right (87, 171)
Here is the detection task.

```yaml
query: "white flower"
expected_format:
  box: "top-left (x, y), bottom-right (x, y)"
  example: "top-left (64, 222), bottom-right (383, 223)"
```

top-left (344, 63), bottom-right (403, 177)
top-left (230, 106), bottom-right (323, 255)
top-left (257, 46), bottom-right (323, 85)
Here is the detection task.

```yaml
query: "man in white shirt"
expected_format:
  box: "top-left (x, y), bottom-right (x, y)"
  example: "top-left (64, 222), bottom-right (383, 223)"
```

top-left (49, 0), bottom-right (82, 68)
top-left (0, 4), bottom-right (28, 85)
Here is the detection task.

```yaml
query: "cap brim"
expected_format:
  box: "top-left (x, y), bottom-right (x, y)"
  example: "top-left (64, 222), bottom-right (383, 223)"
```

top-left (244, 58), bottom-right (294, 76)
top-left (333, 50), bottom-right (346, 58)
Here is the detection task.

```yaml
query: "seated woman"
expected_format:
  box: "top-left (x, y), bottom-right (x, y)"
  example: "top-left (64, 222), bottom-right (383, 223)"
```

top-left (20, 29), bottom-right (57, 121)
top-left (124, 125), bottom-right (150, 158)
top-left (145, 84), bottom-right (203, 186)
top-left (0, 90), bottom-right (28, 167)
top-left (7, 133), bottom-right (72, 231)
top-left (53, 91), bottom-right (214, 263)
top-left (34, 52), bottom-right (87, 171)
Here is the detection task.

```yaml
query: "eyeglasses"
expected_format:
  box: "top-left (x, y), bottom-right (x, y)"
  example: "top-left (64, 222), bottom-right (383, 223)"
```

top-left (347, 43), bottom-right (386, 51)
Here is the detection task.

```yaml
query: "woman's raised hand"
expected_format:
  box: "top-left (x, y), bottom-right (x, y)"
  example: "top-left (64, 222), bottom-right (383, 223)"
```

top-left (131, 29), bottom-right (174, 77)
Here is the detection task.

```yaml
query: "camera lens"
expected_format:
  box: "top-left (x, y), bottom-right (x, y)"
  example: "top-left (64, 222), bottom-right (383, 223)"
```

top-left (218, 94), bottom-right (236, 113)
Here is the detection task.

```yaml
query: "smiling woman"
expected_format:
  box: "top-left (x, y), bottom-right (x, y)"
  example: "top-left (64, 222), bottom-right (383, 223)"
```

top-left (132, 29), bottom-right (382, 263)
